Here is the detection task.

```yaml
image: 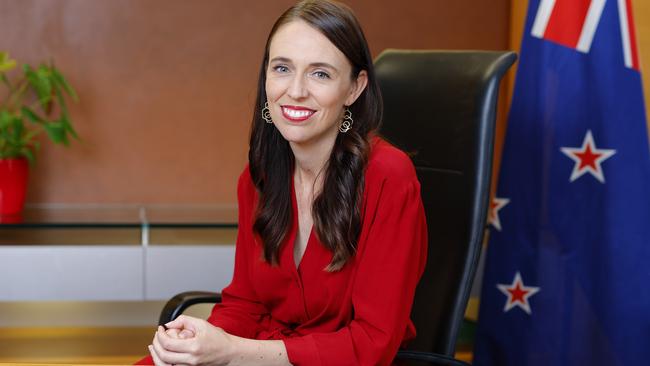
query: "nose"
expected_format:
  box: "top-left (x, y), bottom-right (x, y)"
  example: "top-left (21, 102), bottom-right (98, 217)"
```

top-left (287, 75), bottom-right (308, 100)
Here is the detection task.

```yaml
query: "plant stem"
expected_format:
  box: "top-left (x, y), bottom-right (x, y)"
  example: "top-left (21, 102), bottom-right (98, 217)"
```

top-left (4, 77), bottom-right (29, 112)
top-left (28, 96), bottom-right (54, 115)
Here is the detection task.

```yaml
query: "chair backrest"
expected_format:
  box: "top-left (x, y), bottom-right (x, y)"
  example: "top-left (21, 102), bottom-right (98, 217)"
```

top-left (374, 50), bottom-right (516, 357)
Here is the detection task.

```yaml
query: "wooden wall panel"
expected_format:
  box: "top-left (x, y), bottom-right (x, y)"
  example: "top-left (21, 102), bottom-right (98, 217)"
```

top-left (0, 0), bottom-right (508, 205)
top-left (632, 0), bottom-right (650, 130)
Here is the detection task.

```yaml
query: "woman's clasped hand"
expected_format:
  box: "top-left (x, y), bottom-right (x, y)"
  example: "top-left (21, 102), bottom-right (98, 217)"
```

top-left (149, 315), bottom-right (231, 366)
top-left (148, 315), bottom-right (290, 366)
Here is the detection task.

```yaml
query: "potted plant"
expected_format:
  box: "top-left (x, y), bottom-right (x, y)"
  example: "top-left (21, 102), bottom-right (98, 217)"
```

top-left (0, 51), bottom-right (79, 217)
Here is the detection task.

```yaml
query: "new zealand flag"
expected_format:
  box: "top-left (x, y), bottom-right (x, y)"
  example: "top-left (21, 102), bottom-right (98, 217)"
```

top-left (474, 0), bottom-right (650, 365)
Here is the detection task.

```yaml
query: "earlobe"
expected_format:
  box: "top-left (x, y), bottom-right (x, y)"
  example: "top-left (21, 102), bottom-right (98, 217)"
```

top-left (346, 70), bottom-right (369, 106)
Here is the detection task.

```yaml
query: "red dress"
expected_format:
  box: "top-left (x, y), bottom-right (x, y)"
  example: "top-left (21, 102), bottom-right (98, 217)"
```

top-left (137, 139), bottom-right (428, 366)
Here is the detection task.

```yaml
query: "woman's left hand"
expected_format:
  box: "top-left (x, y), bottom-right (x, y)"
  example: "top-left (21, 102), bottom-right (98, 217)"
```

top-left (149, 315), bottom-right (234, 366)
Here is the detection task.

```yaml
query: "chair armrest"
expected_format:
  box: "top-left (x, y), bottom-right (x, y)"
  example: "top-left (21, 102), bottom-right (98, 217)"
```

top-left (395, 350), bottom-right (471, 366)
top-left (158, 291), bottom-right (222, 325)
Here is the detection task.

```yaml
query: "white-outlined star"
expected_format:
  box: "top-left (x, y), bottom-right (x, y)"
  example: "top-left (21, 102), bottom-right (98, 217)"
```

top-left (560, 130), bottom-right (616, 183)
top-left (496, 271), bottom-right (541, 315)
top-left (489, 197), bottom-right (510, 231)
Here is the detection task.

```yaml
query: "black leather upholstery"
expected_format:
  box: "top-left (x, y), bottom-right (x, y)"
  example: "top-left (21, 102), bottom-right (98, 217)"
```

top-left (375, 50), bottom-right (516, 363)
top-left (159, 49), bottom-right (516, 365)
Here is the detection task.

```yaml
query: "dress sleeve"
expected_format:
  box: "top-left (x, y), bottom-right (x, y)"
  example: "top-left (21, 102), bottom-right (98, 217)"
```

top-left (283, 173), bottom-right (428, 366)
top-left (206, 169), bottom-right (269, 339)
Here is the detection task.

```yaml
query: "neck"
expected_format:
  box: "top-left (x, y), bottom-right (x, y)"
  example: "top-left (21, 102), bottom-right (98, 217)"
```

top-left (290, 134), bottom-right (337, 191)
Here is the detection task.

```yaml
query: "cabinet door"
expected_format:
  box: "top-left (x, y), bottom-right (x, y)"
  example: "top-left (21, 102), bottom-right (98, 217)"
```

top-left (145, 245), bottom-right (235, 300)
top-left (0, 246), bottom-right (143, 301)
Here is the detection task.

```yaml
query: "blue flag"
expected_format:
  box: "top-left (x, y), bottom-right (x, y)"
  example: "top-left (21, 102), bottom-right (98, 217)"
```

top-left (474, 0), bottom-right (650, 365)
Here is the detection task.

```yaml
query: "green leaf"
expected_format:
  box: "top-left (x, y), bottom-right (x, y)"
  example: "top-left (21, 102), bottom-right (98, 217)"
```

top-left (54, 87), bottom-right (69, 116)
top-left (0, 52), bottom-right (17, 72)
top-left (43, 121), bottom-right (69, 145)
top-left (1, 73), bottom-right (10, 88)
top-left (20, 146), bottom-right (35, 164)
top-left (11, 115), bottom-right (24, 141)
top-left (0, 110), bottom-right (12, 128)
top-left (59, 113), bottom-right (80, 140)
top-left (20, 129), bottom-right (40, 145)
top-left (25, 64), bottom-right (53, 111)
top-left (51, 67), bottom-right (78, 101)
top-left (3, 117), bottom-right (22, 148)
top-left (21, 106), bottom-right (45, 124)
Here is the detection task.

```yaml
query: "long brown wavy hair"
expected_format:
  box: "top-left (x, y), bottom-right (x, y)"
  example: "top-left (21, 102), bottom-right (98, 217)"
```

top-left (249, 0), bottom-right (383, 271)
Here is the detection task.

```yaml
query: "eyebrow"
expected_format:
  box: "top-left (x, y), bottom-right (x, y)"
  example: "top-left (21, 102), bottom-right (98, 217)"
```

top-left (269, 57), bottom-right (339, 72)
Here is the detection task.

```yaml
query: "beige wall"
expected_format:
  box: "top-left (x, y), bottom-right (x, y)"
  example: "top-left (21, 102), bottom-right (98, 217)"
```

top-left (1, 0), bottom-right (508, 205)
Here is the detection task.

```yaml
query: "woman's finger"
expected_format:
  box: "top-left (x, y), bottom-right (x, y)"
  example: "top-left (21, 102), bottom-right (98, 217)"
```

top-left (152, 333), bottom-right (191, 365)
top-left (165, 328), bottom-right (181, 339)
top-left (156, 325), bottom-right (195, 353)
top-left (148, 344), bottom-right (171, 366)
top-left (164, 314), bottom-right (191, 330)
top-left (165, 314), bottom-right (202, 332)
top-left (179, 328), bottom-right (195, 339)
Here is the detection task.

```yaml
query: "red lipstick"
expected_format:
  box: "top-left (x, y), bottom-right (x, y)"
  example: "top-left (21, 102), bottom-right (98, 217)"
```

top-left (281, 105), bottom-right (316, 122)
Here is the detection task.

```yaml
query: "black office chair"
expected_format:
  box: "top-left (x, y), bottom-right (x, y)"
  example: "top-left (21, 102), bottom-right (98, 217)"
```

top-left (158, 50), bottom-right (516, 366)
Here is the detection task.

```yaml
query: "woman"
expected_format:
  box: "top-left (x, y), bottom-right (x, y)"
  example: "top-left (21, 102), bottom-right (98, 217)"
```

top-left (142, 1), bottom-right (427, 365)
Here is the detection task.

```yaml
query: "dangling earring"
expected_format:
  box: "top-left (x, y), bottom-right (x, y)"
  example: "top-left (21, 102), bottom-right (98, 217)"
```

top-left (339, 108), bottom-right (353, 133)
top-left (262, 102), bottom-right (273, 124)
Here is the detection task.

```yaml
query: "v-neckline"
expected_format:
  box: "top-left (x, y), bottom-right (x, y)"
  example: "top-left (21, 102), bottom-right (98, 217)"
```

top-left (291, 176), bottom-right (314, 272)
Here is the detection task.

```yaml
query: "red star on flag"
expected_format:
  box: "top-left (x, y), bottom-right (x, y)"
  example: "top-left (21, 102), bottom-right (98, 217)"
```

top-left (560, 130), bottom-right (616, 183)
top-left (489, 197), bottom-right (510, 231)
top-left (497, 271), bottom-right (540, 315)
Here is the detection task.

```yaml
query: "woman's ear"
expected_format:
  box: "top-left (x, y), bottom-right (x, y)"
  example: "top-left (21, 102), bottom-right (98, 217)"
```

top-left (345, 70), bottom-right (368, 106)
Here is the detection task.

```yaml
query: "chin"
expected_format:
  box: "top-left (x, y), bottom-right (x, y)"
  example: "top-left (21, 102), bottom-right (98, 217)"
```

top-left (274, 122), bottom-right (337, 148)
top-left (283, 135), bottom-right (314, 146)
top-left (275, 127), bottom-right (309, 144)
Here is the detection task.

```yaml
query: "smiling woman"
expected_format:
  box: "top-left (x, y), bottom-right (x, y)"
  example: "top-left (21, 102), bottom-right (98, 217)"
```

top-left (139, 1), bottom-right (427, 365)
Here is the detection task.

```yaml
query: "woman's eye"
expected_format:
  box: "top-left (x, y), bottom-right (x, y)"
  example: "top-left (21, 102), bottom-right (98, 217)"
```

top-left (273, 65), bottom-right (290, 73)
top-left (313, 71), bottom-right (331, 79)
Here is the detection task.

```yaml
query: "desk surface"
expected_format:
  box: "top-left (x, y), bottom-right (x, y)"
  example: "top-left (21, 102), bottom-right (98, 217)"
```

top-left (0, 326), bottom-right (153, 365)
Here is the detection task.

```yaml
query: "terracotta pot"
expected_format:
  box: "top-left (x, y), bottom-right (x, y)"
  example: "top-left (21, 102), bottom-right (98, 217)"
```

top-left (0, 158), bottom-right (29, 216)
